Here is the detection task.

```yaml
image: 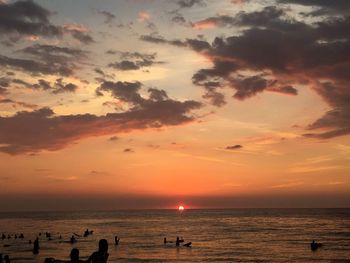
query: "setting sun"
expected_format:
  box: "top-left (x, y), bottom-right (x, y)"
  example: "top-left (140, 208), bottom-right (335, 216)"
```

top-left (178, 205), bottom-right (185, 211)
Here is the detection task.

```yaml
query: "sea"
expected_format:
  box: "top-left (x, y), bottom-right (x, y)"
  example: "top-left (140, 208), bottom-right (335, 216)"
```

top-left (0, 209), bottom-right (349, 262)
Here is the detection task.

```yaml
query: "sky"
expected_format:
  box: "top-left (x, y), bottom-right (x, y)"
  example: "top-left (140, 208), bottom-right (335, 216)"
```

top-left (0, 0), bottom-right (350, 211)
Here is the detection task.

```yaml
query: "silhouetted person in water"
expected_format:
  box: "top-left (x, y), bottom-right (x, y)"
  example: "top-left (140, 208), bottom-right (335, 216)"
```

top-left (114, 236), bottom-right (120, 245)
top-left (176, 237), bottom-right (180, 246)
top-left (1, 234), bottom-right (5, 240)
top-left (33, 237), bottom-right (39, 254)
top-left (68, 248), bottom-right (85, 263)
top-left (87, 239), bottom-right (109, 263)
top-left (164, 237), bottom-right (167, 244)
top-left (183, 242), bottom-right (192, 247)
top-left (311, 240), bottom-right (322, 251)
top-left (29, 239), bottom-right (32, 244)
top-left (70, 235), bottom-right (77, 244)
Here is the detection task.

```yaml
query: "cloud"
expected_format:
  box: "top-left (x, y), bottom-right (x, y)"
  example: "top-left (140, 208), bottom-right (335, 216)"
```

top-left (52, 78), bottom-right (78, 94)
top-left (140, 34), bottom-right (187, 47)
top-left (177, 0), bottom-right (206, 8)
top-left (182, 5), bottom-right (350, 138)
top-left (123, 148), bottom-right (134, 153)
top-left (0, 98), bottom-right (38, 109)
top-left (0, 86), bottom-right (201, 154)
top-left (98, 10), bottom-right (116, 24)
top-left (63, 23), bottom-right (94, 44)
top-left (279, 0), bottom-right (350, 16)
top-left (226, 145), bottom-right (243, 150)
top-left (108, 51), bottom-right (164, 71)
top-left (0, 44), bottom-right (87, 76)
top-left (109, 136), bottom-right (119, 141)
top-left (138, 11), bottom-right (150, 22)
top-left (0, 0), bottom-right (62, 40)
top-left (192, 6), bottom-right (284, 29)
top-left (0, 1), bottom-right (93, 44)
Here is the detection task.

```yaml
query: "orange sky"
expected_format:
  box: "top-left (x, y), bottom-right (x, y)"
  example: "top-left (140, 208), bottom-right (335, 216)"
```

top-left (0, 0), bottom-right (349, 210)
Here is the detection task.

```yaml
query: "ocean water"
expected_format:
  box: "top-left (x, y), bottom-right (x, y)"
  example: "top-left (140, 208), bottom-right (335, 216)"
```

top-left (0, 209), bottom-right (350, 262)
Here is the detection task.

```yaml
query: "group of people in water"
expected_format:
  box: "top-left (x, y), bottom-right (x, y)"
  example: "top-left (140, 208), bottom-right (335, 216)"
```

top-left (1, 229), bottom-right (323, 262)
top-left (1, 234), bottom-right (24, 240)
top-left (163, 236), bottom-right (192, 247)
top-left (44, 238), bottom-right (109, 263)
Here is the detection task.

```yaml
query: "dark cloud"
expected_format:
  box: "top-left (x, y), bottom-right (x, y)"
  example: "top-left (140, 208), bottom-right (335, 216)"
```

top-left (109, 136), bottom-right (119, 141)
top-left (192, 6), bottom-right (284, 29)
top-left (171, 14), bottom-right (187, 25)
top-left (52, 78), bottom-right (78, 94)
top-left (179, 4), bottom-right (350, 138)
top-left (226, 145), bottom-right (243, 150)
top-left (0, 44), bottom-right (87, 76)
top-left (69, 30), bottom-right (94, 44)
top-left (109, 60), bottom-right (140, 71)
top-left (97, 81), bottom-right (143, 105)
top-left (98, 10), bottom-right (116, 24)
top-left (33, 79), bottom-right (51, 90)
top-left (123, 148), bottom-right (134, 153)
top-left (0, 0), bottom-right (62, 40)
top-left (202, 88), bottom-right (226, 107)
top-left (269, 85), bottom-right (298, 95)
top-left (279, 0), bottom-right (350, 16)
top-left (148, 88), bottom-right (168, 101)
top-left (140, 34), bottom-right (187, 47)
top-left (232, 75), bottom-right (270, 100)
top-left (177, 0), bottom-right (206, 8)
top-left (119, 51), bottom-right (156, 61)
top-left (62, 23), bottom-right (94, 44)
top-left (94, 68), bottom-right (105, 76)
top-left (0, 85), bottom-right (201, 154)
top-left (0, 98), bottom-right (38, 109)
top-left (108, 51), bottom-right (164, 71)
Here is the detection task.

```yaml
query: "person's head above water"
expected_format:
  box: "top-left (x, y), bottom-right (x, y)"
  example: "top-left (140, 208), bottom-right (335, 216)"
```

top-left (70, 248), bottom-right (79, 261)
top-left (98, 239), bottom-right (108, 252)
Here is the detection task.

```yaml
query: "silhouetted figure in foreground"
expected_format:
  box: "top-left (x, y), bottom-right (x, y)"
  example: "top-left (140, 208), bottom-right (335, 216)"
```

top-left (87, 239), bottom-right (109, 263)
top-left (69, 248), bottom-right (85, 263)
top-left (4, 255), bottom-right (10, 263)
top-left (0, 253), bottom-right (3, 263)
top-left (114, 236), bottom-right (120, 245)
top-left (33, 237), bottom-right (39, 254)
top-left (311, 240), bottom-right (322, 251)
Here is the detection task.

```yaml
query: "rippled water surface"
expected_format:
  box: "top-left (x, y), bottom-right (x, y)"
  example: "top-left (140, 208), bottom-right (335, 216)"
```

top-left (0, 209), bottom-right (350, 262)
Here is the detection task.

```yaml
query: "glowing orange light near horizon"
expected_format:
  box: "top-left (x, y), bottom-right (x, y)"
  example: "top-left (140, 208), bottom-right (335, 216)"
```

top-left (178, 205), bottom-right (185, 211)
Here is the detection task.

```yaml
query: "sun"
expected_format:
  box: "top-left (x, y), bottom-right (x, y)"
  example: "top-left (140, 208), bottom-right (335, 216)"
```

top-left (178, 205), bottom-right (185, 211)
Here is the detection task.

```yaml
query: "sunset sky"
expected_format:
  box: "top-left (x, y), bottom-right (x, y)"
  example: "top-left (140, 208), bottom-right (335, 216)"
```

top-left (0, 0), bottom-right (350, 210)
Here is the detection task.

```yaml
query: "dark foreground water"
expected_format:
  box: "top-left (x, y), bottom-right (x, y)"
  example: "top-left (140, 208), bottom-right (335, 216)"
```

top-left (0, 209), bottom-right (350, 262)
